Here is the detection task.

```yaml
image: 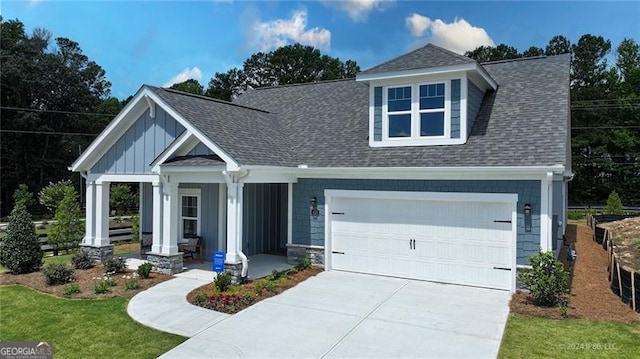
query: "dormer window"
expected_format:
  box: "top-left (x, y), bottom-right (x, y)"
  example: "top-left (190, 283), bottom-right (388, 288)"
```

top-left (383, 81), bottom-right (450, 141)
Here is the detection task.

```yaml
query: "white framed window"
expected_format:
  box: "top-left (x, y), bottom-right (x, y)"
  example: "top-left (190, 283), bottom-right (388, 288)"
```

top-left (383, 81), bottom-right (449, 141)
top-left (179, 188), bottom-right (201, 240)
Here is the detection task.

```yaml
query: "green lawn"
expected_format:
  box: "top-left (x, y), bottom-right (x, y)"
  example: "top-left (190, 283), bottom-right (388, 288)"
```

top-left (499, 313), bottom-right (640, 359)
top-left (0, 285), bottom-right (185, 358)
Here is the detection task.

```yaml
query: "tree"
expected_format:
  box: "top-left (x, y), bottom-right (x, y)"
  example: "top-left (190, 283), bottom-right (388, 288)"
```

top-left (0, 18), bottom-right (111, 213)
top-left (13, 184), bottom-right (34, 209)
top-left (110, 184), bottom-right (136, 215)
top-left (170, 79), bottom-right (204, 95)
top-left (0, 186), bottom-right (43, 273)
top-left (47, 186), bottom-right (83, 255)
top-left (205, 43), bottom-right (360, 101)
top-left (604, 190), bottom-right (624, 215)
top-left (522, 46), bottom-right (545, 57)
top-left (464, 44), bottom-right (519, 62)
top-left (545, 35), bottom-right (571, 55)
top-left (39, 180), bottom-right (74, 214)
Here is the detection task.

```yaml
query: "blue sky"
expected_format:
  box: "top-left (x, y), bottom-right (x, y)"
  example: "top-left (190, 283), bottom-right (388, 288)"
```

top-left (2, 1), bottom-right (639, 99)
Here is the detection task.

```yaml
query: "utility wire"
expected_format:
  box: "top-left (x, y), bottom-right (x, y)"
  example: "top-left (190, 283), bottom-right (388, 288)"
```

top-left (0, 106), bottom-right (117, 116)
top-left (0, 129), bottom-right (99, 136)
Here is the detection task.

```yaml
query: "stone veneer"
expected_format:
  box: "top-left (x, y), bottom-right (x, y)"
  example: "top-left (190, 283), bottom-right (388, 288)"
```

top-left (224, 262), bottom-right (247, 285)
top-left (80, 244), bottom-right (113, 263)
top-left (287, 244), bottom-right (325, 267)
top-left (146, 253), bottom-right (184, 275)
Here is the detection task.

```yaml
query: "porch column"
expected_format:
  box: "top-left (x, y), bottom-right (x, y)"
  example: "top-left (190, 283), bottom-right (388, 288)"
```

top-left (225, 181), bottom-right (244, 263)
top-left (83, 180), bottom-right (95, 246)
top-left (151, 181), bottom-right (163, 253)
top-left (161, 181), bottom-right (179, 254)
top-left (94, 181), bottom-right (111, 246)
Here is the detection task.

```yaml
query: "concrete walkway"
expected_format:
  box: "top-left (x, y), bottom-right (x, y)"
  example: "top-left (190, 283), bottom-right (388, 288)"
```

top-left (157, 271), bottom-right (511, 359)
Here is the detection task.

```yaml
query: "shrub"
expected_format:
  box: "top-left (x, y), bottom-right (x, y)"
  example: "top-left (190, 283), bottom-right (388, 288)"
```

top-left (48, 186), bottom-right (83, 255)
top-left (214, 272), bottom-right (232, 292)
top-left (131, 214), bottom-right (140, 242)
top-left (567, 210), bottom-right (585, 220)
top-left (110, 184), bottom-right (136, 215)
top-left (103, 257), bottom-right (127, 274)
top-left (605, 190), bottom-right (624, 215)
top-left (39, 180), bottom-right (74, 214)
top-left (63, 283), bottom-right (81, 297)
top-left (123, 274), bottom-right (140, 290)
top-left (518, 250), bottom-right (569, 307)
top-left (43, 263), bottom-right (74, 285)
top-left (71, 251), bottom-right (94, 270)
top-left (296, 255), bottom-right (312, 271)
top-left (94, 280), bottom-right (110, 294)
top-left (137, 262), bottom-right (152, 278)
top-left (0, 187), bottom-right (43, 274)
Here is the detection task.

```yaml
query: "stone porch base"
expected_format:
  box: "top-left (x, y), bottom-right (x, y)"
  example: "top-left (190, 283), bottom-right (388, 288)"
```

top-left (146, 253), bottom-right (184, 275)
top-left (80, 244), bottom-right (113, 263)
top-left (224, 262), bottom-right (247, 285)
top-left (287, 244), bottom-right (325, 267)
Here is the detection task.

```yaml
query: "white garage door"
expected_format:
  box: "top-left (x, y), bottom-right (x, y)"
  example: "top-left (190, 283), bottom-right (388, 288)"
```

top-left (328, 191), bottom-right (516, 291)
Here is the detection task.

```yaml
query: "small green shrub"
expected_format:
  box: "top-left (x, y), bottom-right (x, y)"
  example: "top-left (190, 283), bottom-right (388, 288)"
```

top-left (137, 262), bottom-right (152, 278)
top-left (269, 269), bottom-right (289, 281)
top-left (42, 263), bottom-right (74, 285)
top-left (103, 257), bottom-right (126, 274)
top-left (567, 210), bottom-right (585, 220)
top-left (63, 283), bottom-right (81, 297)
top-left (631, 238), bottom-right (640, 249)
top-left (71, 251), bottom-right (94, 270)
top-left (604, 190), bottom-right (624, 215)
top-left (131, 214), bottom-right (140, 242)
top-left (518, 250), bottom-right (569, 307)
top-left (94, 280), bottom-right (110, 294)
top-left (123, 274), bottom-right (140, 290)
top-left (296, 255), bottom-right (313, 271)
top-left (214, 272), bottom-right (232, 292)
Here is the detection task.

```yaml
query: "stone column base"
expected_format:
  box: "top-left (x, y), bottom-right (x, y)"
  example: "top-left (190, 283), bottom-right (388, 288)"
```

top-left (224, 262), bottom-right (247, 285)
top-left (146, 253), bottom-right (184, 275)
top-left (287, 244), bottom-right (325, 267)
top-left (80, 244), bottom-right (114, 263)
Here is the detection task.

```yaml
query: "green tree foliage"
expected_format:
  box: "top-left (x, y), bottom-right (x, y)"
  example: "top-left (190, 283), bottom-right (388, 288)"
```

top-left (13, 184), bottom-right (34, 209)
top-left (522, 46), bottom-right (545, 57)
top-left (545, 35), bottom-right (572, 55)
top-left (206, 43), bottom-right (360, 101)
top-left (0, 18), bottom-right (112, 211)
top-left (604, 190), bottom-right (624, 215)
top-left (38, 180), bottom-right (74, 214)
top-left (47, 186), bottom-right (83, 255)
top-left (518, 251), bottom-right (569, 307)
top-left (170, 79), bottom-right (205, 95)
top-left (110, 184), bottom-right (136, 215)
top-left (463, 44), bottom-right (519, 62)
top-left (0, 187), bottom-right (43, 273)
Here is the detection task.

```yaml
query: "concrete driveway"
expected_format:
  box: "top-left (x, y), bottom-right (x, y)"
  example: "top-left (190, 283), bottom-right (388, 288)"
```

top-left (160, 271), bottom-right (511, 359)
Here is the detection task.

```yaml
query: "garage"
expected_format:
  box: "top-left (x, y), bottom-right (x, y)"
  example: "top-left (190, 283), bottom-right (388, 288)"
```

top-left (325, 190), bottom-right (517, 291)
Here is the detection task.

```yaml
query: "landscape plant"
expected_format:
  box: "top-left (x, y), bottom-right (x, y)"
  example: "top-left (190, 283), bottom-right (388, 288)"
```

top-left (604, 190), bottom-right (624, 215)
top-left (62, 283), bottom-right (81, 297)
top-left (110, 184), bottom-right (136, 215)
top-left (213, 272), bottom-right (232, 292)
top-left (103, 257), bottom-right (127, 274)
top-left (42, 263), bottom-right (75, 285)
top-left (47, 186), bottom-right (83, 255)
top-left (137, 262), bottom-right (152, 278)
top-left (0, 186), bottom-right (43, 274)
top-left (38, 180), bottom-right (74, 214)
top-left (518, 250), bottom-right (570, 307)
top-left (71, 251), bottom-right (94, 270)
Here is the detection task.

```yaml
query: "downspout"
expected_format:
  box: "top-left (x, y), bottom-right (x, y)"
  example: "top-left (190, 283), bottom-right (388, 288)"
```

top-left (222, 170), bottom-right (250, 280)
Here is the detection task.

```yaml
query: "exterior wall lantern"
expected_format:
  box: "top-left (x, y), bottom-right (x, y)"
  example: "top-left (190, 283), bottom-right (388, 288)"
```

top-left (310, 197), bottom-right (319, 219)
top-left (524, 203), bottom-right (532, 217)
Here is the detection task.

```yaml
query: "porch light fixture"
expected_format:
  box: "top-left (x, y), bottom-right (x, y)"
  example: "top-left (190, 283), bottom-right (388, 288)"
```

top-left (524, 203), bottom-right (532, 217)
top-left (310, 197), bottom-right (319, 219)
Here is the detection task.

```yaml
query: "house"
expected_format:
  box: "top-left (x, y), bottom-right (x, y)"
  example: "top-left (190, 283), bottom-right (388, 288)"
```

top-left (71, 44), bottom-right (571, 291)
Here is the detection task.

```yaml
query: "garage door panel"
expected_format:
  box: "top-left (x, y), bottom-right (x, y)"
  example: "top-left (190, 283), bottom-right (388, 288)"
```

top-left (330, 195), bottom-right (514, 291)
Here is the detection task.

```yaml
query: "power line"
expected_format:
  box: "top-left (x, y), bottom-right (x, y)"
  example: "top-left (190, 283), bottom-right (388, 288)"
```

top-left (572, 126), bottom-right (640, 129)
top-left (0, 129), bottom-right (99, 136)
top-left (0, 106), bottom-right (117, 117)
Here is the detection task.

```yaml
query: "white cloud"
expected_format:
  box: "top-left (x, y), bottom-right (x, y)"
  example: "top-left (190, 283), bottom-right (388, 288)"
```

top-left (163, 67), bottom-right (203, 87)
top-left (404, 14), bottom-right (494, 54)
top-left (248, 10), bottom-right (331, 52)
top-left (28, 0), bottom-right (44, 8)
top-left (323, 0), bottom-right (394, 22)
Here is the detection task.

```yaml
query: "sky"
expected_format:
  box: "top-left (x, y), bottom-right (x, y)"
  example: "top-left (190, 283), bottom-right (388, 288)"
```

top-left (2, 1), bottom-right (639, 99)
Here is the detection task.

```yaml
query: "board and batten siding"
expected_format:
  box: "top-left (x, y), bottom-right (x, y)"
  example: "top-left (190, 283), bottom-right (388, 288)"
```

top-left (179, 183), bottom-right (220, 258)
top-left (91, 107), bottom-right (185, 174)
top-left (467, 80), bottom-right (484, 136)
top-left (140, 182), bottom-right (153, 233)
top-left (292, 178), bottom-right (542, 265)
top-left (243, 183), bottom-right (288, 256)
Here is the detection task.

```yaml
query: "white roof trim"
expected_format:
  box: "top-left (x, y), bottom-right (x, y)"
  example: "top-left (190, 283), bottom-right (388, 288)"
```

top-left (71, 86), bottom-right (240, 173)
top-left (150, 131), bottom-right (197, 173)
top-left (356, 63), bottom-right (497, 90)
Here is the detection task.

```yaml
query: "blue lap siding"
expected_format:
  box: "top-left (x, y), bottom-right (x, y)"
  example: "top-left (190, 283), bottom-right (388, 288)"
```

top-left (291, 178), bottom-right (541, 265)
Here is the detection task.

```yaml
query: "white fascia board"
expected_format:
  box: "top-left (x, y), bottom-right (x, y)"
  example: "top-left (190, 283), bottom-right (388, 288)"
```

top-left (150, 132), bottom-right (196, 172)
top-left (90, 173), bottom-right (160, 184)
top-left (71, 87), bottom-right (149, 172)
top-left (166, 173), bottom-right (226, 184)
top-left (143, 91), bottom-right (240, 171)
top-left (475, 63), bottom-right (498, 90)
top-left (158, 165), bottom-right (227, 174)
top-left (356, 64), bottom-right (476, 82)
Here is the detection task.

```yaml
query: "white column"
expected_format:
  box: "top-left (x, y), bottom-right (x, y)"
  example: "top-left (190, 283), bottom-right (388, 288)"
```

top-left (83, 180), bottom-right (95, 246)
top-left (152, 181), bottom-right (163, 253)
top-left (161, 181), bottom-right (179, 254)
top-left (225, 182), bottom-right (244, 263)
top-left (94, 181), bottom-right (111, 247)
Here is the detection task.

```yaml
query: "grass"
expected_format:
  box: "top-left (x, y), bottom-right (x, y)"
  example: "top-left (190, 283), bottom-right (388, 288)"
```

top-left (499, 313), bottom-right (640, 359)
top-left (0, 285), bottom-right (185, 358)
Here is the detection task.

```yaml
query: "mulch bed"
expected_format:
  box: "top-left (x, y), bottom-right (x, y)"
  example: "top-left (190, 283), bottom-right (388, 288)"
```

top-left (0, 264), bottom-right (173, 299)
top-left (187, 267), bottom-right (323, 314)
top-left (599, 216), bottom-right (640, 270)
top-left (510, 223), bottom-right (640, 324)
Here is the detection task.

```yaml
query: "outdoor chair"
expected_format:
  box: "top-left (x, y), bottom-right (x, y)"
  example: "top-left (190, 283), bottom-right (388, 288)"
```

top-left (179, 236), bottom-right (203, 262)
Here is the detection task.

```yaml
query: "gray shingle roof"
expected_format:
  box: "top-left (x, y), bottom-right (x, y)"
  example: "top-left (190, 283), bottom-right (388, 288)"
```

top-left (233, 54), bottom-right (570, 168)
top-left (359, 43), bottom-right (477, 76)
top-left (162, 155), bottom-right (225, 167)
top-left (149, 87), bottom-right (298, 166)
